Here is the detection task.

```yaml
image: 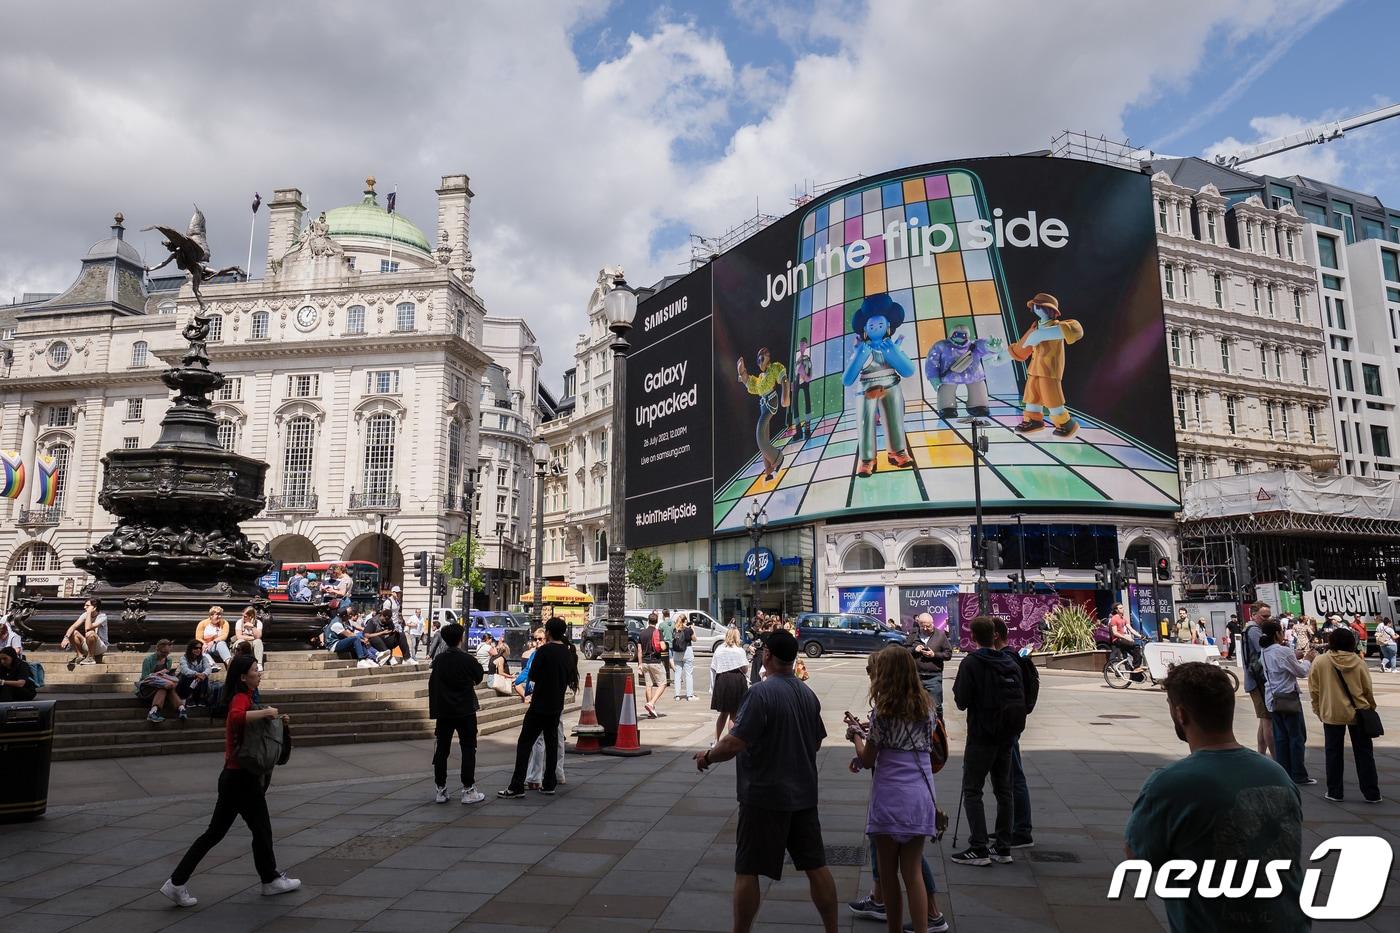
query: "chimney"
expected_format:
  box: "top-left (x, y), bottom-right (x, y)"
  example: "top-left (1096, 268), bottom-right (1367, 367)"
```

top-left (266, 188), bottom-right (306, 270)
top-left (435, 174), bottom-right (473, 278)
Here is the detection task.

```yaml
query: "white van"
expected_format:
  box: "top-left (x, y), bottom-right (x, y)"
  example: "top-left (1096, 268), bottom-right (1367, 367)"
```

top-left (635, 609), bottom-right (724, 653)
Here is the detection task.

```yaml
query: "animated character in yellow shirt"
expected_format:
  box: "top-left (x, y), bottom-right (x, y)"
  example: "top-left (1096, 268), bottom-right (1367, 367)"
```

top-left (737, 348), bottom-right (790, 480)
top-left (1009, 292), bottom-right (1084, 438)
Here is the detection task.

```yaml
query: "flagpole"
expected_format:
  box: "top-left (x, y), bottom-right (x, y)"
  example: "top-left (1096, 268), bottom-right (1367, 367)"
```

top-left (387, 185), bottom-right (397, 271)
top-left (246, 192), bottom-right (261, 281)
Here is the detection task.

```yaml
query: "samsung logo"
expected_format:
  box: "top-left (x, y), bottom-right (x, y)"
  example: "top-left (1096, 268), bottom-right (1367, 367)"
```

top-left (643, 295), bottom-right (687, 332)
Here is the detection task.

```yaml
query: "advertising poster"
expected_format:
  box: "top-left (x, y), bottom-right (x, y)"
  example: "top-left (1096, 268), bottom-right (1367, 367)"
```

top-left (1127, 583), bottom-right (1174, 638)
top-left (955, 593), bottom-right (1058, 651)
top-left (897, 584), bottom-right (960, 634)
top-left (838, 585), bottom-right (886, 619)
top-left (627, 156), bottom-right (1179, 548)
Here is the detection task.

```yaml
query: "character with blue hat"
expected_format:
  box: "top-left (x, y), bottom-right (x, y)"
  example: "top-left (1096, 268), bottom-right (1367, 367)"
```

top-left (843, 293), bottom-right (916, 477)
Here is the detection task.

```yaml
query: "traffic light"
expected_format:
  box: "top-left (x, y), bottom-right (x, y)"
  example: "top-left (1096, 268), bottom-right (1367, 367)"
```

top-left (1007, 572), bottom-right (1022, 593)
top-left (415, 550), bottom-right (429, 587)
top-left (1232, 543), bottom-right (1253, 589)
top-left (1296, 558), bottom-right (1314, 591)
top-left (435, 574), bottom-right (447, 599)
top-left (452, 556), bottom-right (465, 579)
top-left (1094, 563), bottom-right (1110, 590)
top-left (1279, 565), bottom-right (1296, 591)
top-left (1155, 557), bottom-right (1171, 581)
top-left (983, 539), bottom-right (1003, 572)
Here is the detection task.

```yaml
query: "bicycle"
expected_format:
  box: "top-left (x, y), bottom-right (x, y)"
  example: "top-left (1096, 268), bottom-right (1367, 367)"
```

top-left (1103, 643), bottom-right (1239, 692)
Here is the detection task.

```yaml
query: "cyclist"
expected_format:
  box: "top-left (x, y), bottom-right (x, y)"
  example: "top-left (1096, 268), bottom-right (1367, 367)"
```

top-left (1109, 604), bottom-right (1143, 671)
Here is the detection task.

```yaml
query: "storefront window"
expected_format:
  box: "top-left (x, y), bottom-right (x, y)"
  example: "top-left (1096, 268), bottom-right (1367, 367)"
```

top-left (904, 542), bottom-right (956, 569)
top-left (713, 526), bottom-right (814, 623)
top-left (843, 542), bottom-right (885, 571)
top-left (980, 522), bottom-right (1118, 570)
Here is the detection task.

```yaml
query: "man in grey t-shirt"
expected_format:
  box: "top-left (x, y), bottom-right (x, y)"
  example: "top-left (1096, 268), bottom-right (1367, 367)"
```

top-left (695, 630), bottom-right (837, 933)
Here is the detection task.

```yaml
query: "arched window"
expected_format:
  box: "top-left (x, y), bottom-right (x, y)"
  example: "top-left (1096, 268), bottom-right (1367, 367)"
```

top-left (130, 340), bottom-right (149, 367)
top-left (904, 542), bottom-right (956, 569)
top-left (281, 416), bottom-right (315, 506)
top-left (1124, 539), bottom-right (1162, 569)
top-left (346, 305), bottom-right (366, 335)
top-left (363, 413), bottom-right (396, 502)
top-left (216, 419), bottom-right (238, 452)
top-left (395, 302), bottom-right (416, 331)
top-left (206, 314), bottom-right (224, 342)
top-left (9, 542), bottom-right (59, 573)
top-left (157, 300), bottom-right (177, 315)
top-left (595, 530), bottom-right (608, 563)
top-left (250, 311), bottom-right (270, 340)
top-left (843, 542), bottom-right (885, 571)
top-left (46, 444), bottom-right (71, 509)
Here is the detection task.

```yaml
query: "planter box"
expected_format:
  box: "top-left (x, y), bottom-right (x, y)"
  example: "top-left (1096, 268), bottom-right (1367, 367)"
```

top-left (1045, 649), bottom-right (1108, 672)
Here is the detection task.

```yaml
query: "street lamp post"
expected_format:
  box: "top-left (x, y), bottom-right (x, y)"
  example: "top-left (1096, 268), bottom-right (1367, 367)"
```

top-left (375, 512), bottom-right (388, 595)
top-left (495, 521), bottom-right (505, 611)
top-left (462, 469), bottom-right (476, 610)
top-left (963, 417), bottom-right (991, 615)
top-left (744, 500), bottom-right (768, 621)
top-left (595, 274), bottom-right (638, 748)
top-left (532, 439), bottom-right (549, 628)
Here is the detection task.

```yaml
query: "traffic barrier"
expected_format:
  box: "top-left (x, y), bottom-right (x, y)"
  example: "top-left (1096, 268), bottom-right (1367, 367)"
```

top-left (570, 673), bottom-right (605, 754)
top-left (600, 671), bottom-right (650, 757)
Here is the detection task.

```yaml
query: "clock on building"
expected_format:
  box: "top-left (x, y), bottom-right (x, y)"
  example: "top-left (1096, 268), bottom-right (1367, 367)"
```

top-left (295, 305), bottom-right (320, 331)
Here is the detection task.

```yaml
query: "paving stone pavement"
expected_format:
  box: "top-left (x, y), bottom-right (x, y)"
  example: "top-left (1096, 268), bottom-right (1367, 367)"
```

top-left (8, 656), bottom-right (1400, 931)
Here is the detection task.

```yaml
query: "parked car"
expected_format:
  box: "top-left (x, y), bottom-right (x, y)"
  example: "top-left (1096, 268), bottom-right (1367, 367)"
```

top-left (579, 613), bottom-right (649, 660)
top-left (794, 612), bottom-right (906, 657)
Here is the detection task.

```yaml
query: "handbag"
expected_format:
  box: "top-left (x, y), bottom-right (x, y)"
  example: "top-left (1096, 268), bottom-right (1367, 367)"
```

top-left (1271, 691), bottom-right (1303, 715)
top-left (929, 716), bottom-right (949, 774)
top-left (1334, 664), bottom-right (1383, 739)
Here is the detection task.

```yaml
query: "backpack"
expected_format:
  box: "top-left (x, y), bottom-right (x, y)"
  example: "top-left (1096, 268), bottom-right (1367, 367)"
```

top-left (236, 712), bottom-right (292, 775)
top-left (29, 661), bottom-right (45, 690)
top-left (650, 626), bottom-right (664, 655)
top-left (1244, 625), bottom-right (1264, 685)
top-left (672, 627), bottom-right (688, 654)
top-left (980, 655), bottom-right (1027, 742)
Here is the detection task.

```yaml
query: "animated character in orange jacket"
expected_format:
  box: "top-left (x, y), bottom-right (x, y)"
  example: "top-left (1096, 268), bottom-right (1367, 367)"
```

top-left (1009, 292), bottom-right (1083, 438)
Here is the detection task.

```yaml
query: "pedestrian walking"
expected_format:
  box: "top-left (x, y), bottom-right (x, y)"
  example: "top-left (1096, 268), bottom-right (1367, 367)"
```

top-left (407, 608), bottom-right (425, 658)
top-left (847, 646), bottom-right (947, 933)
top-left (904, 612), bottom-right (952, 720)
top-left (672, 614), bottom-right (696, 700)
top-left (636, 611), bottom-right (667, 718)
top-left (1124, 662), bottom-right (1307, 932)
top-left (1308, 627), bottom-right (1383, 803)
top-left (950, 616), bottom-right (1026, 866)
top-left (1260, 620), bottom-right (1315, 785)
top-left (992, 618), bottom-right (1039, 849)
top-left (748, 612), bottom-right (768, 685)
top-left (659, 609), bottom-right (675, 687)
top-left (499, 617), bottom-right (576, 799)
top-left (709, 627), bottom-right (749, 746)
top-left (430, 623), bottom-right (486, 805)
top-left (1241, 602), bottom-right (1276, 757)
top-left (1377, 617), bottom-right (1397, 672)
top-left (694, 629), bottom-right (838, 933)
top-left (161, 655), bottom-right (299, 908)
top-left (1225, 613), bottom-right (1241, 660)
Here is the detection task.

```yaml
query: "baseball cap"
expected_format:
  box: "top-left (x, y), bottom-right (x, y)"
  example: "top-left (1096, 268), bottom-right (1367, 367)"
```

top-left (391, 585), bottom-right (401, 593)
top-left (765, 629), bottom-right (798, 664)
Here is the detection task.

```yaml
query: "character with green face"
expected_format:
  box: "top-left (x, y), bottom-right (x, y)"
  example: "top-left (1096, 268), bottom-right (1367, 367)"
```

top-left (843, 294), bottom-right (916, 477)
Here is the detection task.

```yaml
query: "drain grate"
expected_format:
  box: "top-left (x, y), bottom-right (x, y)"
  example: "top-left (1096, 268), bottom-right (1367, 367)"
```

top-left (1099, 714), bottom-right (1141, 720)
top-left (824, 845), bottom-right (868, 867)
top-left (1029, 850), bottom-right (1082, 863)
top-left (1088, 721), bottom-right (1113, 726)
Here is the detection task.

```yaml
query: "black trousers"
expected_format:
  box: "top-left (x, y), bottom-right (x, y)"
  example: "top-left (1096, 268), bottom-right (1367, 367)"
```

top-left (433, 716), bottom-right (478, 789)
top-left (0, 684), bottom-right (36, 701)
top-left (171, 768), bottom-right (279, 885)
top-left (962, 740), bottom-right (1014, 849)
top-left (1323, 722), bottom-right (1380, 801)
top-left (507, 706), bottom-right (561, 792)
top-left (177, 674), bottom-right (209, 704)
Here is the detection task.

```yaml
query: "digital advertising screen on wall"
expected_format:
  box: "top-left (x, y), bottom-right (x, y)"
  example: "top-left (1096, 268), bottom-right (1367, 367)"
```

top-left (626, 156), bottom-right (1179, 548)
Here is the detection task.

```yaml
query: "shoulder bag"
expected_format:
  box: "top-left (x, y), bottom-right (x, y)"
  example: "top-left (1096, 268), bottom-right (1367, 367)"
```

top-left (1334, 663), bottom-right (1383, 739)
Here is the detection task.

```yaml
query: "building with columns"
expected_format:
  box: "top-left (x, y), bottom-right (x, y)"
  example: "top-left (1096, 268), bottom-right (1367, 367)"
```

top-left (0, 174), bottom-right (529, 615)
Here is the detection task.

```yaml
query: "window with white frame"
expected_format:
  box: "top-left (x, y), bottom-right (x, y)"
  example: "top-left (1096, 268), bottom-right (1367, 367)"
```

top-left (1300, 353), bottom-right (1311, 385)
top-left (1273, 346), bottom-right (1284, 380)
top-left (1207, 213), bottom-right (1217, 244)
top-left (1182, 266), bottom-right (1193, 301)
top-left (216, 419), bottom-right (237, 451)
top-left (282, 416), bottom-right (315, 502)
top-left (123, 436), bottom-right (139, 450)
top-left (47, 444), bottom-right (70, 509)
top-left (157, 300), bottom-right (177, 315)
top-left (1181, 456), bottom-right (1195, 485)
top-left (380, 259), bottom-right (400, 273)
top-left (217, 377), bottom-right (242, 401)
top-left (1163, 265), bottom-right (1175, 299)
top-left (1188, 332), bottom-right (1199, 366)
top-left (1293, 290), bottom-right (1303, 322)
top-left (1246, 223), bottom-right (1255, 251)
top-left (496, 494), bottom-right (506, 514)
top-left (447, 420), bottom-right (463, 497)
top-left (0, 326), bottom-right (14, 340)
top-left (1233, 459), bottom-right (1248, 475)
top-left (46, 405), bottom-right (75, 427)
top-left (1170, 330), bottom-right (1181, 365)
top-left (1173, 202), bottom-right (1182, 233)
top-left (1265, 401), bottom-right (1277, 437)
top-left (1226, 396), bottom-right (1238, 434)
top-left (250, 310), bottom-right (270, 340)
top-left (1213, 273), bottom-right (1223, 308)
top-left (366, 370), bottom-right (400, 394)
top-left (1193, 391), bottom-right (1203, 426)
top-left (346, 305), bottom-right (366, 335)
top-left (1251, 281), bottom-right (1261, 313)
top-left (1281, 403), bottom-right (1291, 438)
top-left (1307, 407), bottom-right (1318, 442)
top-left (395, 302), bottom-right (415, 331)
top-left (1219, 337), bottom-right (1232, 373)
top-left (1156, 199), bottom-right (1167, 232)
top-left (125, 397), bottom-right (143, 420)
top-left (48, 342), bottom-right (70, 367)
top-left (1175, 390), bottom-right (1187, 429)
top-left (497, 467), bottom-right (507, 486)
top-left (287, 374), bottom-right (319, 398)
top-left (1266, 285), bottom-right (1276, 317)
top-left (363, 413), bottom-right (396, 500)
top-left (130, 340), bottom-right (148, 367)
top-left (1285, 230), bottom-right (1295, 260)
top-left (206, 315), bottom-right (223, 342)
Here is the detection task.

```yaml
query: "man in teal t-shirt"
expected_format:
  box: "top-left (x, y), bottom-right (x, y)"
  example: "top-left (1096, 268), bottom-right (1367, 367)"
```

top-left (1124, 662), bottom-right (1308, 932)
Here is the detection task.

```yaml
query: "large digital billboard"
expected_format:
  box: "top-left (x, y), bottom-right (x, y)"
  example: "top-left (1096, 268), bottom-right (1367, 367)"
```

top-left (626, 156), bottom-right (1179, 548)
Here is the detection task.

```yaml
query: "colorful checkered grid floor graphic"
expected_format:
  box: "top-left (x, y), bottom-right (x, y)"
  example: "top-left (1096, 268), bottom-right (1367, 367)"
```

top-left (713, 396), bottom-right (1180, 533)
top-left (790, 169), bottom-right (1019, 419)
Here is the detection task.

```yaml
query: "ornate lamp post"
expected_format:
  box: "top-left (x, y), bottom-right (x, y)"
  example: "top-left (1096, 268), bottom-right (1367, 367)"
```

top-left (744, 500), bottom-right (768, 621)
top-left (594, 274), bottom-right (637, 747)
top-left (532, 439), bottom-right (549, 627)
top-left (494, 521), bottom-right (505, 611)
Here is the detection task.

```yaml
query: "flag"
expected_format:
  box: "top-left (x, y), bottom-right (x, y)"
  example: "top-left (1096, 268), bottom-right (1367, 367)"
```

top-left (0, 450), bottom-right (23, 499)
top-left (35, 454), bottom-right (59, 506)
top-left (251, 192), bottom-right (262, 213)
top-left (386, 190), bottom-right (396, 214)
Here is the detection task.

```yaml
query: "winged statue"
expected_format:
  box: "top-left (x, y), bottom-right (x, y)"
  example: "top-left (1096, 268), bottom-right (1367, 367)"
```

top-left (143, 206), bottom-right (244, 309)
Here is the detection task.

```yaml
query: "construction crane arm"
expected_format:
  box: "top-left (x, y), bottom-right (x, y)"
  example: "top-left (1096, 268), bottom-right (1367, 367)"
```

top-left (1213, 102), bottom-right (1400, 168)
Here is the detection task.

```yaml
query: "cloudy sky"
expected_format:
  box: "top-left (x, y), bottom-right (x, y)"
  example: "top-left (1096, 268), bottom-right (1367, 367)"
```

top-left (3, 0), bottom-right (1396, 387)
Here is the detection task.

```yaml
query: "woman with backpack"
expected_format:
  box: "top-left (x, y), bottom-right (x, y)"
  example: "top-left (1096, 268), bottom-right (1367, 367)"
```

top-left (161, 655), bottom-right (299, 908)
top-left (672, 615), bottom-right (696, 701)
top-left (848, 646), bottom-right (946, 933)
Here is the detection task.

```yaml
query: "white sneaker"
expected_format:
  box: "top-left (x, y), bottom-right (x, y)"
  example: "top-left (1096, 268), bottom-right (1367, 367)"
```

top-left (461, 785), bottom-right (486, 805)
top-left (434, 785), bottom-right (450, 804)
top-left (356, 659), bottom-right (376, 668)
top-left (404, 657), bottom-right (418, 665)
top-left (261, 873), bottom-right (301, 896)
top-left (160, 879), bottom-right (197, 907)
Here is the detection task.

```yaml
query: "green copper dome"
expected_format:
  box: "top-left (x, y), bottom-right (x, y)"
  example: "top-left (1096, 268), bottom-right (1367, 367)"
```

top-left (323, 178), bottom-right (431, 253)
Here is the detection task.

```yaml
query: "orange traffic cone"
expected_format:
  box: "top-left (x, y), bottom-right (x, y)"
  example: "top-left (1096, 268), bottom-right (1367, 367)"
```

top-left (601, 671), bottom-right (651, 757)
top-left (570, 673), bottom-right (606, 755)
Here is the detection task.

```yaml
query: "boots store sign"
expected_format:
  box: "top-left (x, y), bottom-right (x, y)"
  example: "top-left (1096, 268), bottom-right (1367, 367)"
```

top-left (1305, 580), bottom-right (1390, 618)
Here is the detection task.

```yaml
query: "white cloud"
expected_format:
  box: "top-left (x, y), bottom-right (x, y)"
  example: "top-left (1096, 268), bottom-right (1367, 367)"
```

top-left (0, 0), bottom-right (1351, 386)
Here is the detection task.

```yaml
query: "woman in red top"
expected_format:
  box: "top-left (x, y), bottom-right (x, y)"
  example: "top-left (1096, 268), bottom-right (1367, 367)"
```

top-left (161, 655), bottom-right (299, 908)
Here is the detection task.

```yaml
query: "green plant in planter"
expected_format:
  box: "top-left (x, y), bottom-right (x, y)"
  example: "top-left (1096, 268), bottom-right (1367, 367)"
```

top-left (1041, 602), bottom-right (1099, 655)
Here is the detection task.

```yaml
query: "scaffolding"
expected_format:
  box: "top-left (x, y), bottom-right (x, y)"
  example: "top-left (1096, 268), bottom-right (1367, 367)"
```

top-left (1048, 130), bottom-right (1157, 170)
top-left (688, 208), bottom-right (780, 270)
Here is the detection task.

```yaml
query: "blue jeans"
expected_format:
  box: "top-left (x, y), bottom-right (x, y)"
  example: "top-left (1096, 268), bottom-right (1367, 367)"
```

top-left (1381, 643), bottom-right (1397, 671)
top-left (333, 635), bottom-right (366, 659)
top-left (868, 839), bottom-right (935, 895)
top-left (1270, 706), bottom-right (1310, 782)
top-left (922, 673), bottom-right (944, 720)
top-left (1011, 739), bottom-right (1031, 838)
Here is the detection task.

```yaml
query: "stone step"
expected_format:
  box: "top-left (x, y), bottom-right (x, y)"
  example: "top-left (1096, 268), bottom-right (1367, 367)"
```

top-left (50, 692), bottom-right (523, 724)
top-left (40, 664), bottom-right (430, 689)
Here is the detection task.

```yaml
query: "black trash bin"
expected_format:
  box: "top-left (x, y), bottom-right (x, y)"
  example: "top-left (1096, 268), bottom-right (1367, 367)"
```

top-left (0, 700), bottom-right (57, 823)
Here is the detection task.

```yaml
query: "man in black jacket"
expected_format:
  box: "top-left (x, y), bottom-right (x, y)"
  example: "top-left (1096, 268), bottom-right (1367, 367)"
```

top-left (993, 618), bottom-right (1038, 849)
top-left (429, 624), bottom-right (485, 805)
top-left (500, 617), bottom-right (578, 798)
top-left (951, 616), bottom-right (1026, 867)
top-left (905, 612), bottom-right (953, 719)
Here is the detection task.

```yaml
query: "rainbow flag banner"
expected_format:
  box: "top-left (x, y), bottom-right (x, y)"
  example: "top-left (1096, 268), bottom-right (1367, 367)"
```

top-left (0, 450), bottom-right (23, 499)
top-left (35, 454), bottom-right (60, 506)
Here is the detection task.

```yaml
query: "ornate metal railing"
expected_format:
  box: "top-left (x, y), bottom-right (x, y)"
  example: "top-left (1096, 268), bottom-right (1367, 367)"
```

top-left (265, 493), bottom-right (318, 513)
top-left (17, 506), bottom-right (62, 526)
top-left (349, 490), bottom-right (400, 511)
